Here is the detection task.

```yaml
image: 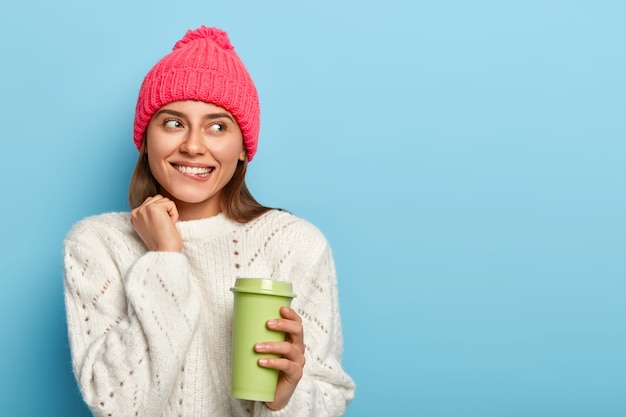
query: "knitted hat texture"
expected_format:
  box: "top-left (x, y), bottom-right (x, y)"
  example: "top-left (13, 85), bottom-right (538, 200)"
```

top-left (133, 26), bottom-right (260, 161)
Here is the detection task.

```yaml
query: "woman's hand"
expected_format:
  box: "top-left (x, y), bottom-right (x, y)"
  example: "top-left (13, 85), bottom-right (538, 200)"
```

top-left (255, 306), bottom-right (306, 411)
top-left (131, 195), bottom-right (182, 252)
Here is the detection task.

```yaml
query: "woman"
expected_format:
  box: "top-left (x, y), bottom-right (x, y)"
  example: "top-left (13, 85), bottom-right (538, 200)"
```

top-left (63, 26), bottom-right (355, 416)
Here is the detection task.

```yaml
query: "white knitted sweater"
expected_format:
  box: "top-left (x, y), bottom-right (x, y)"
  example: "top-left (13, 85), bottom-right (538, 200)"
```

top-left (63, 209), bottom-right (355, 417)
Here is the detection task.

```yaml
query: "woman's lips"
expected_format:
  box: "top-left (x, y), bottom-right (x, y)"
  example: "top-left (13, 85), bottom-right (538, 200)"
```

top-left (172, 164), bottom-right (214, 177)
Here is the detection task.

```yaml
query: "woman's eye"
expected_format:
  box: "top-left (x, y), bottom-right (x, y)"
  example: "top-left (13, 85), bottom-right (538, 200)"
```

top-left (208, 122), bottom-right (226, 133)
top-left (164, 119), bottom-right (183, 129)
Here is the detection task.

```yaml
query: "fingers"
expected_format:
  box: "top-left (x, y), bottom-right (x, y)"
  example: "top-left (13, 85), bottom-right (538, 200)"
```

top-left (268, 306), bottom-right (304, 346)
top-left (255, 340), bottom-right (303, 362)
top-left (255, 307), bottom-right (305, 372)
top-left (131, 194), bottom-right (182, 252)
top-left (257, 355), bottom-right (304, 382)
top-left (255, 309), bottom-right (305, 410)
top-left (255, 340), bottom-right (305, 382)
top-left (132, 194), bottom-right (179, 223)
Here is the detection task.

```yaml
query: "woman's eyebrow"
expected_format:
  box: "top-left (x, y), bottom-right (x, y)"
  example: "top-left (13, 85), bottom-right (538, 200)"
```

top-left (154, 109), bottom-right (185, 118)
top-left (154, 109), bottom-right (235, 123)
top-left (204, 112), bottom-right (235, 123)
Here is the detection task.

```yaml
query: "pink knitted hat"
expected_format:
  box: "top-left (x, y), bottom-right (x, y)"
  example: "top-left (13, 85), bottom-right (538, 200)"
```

top-left (133, 26), bottom-right (260, 161)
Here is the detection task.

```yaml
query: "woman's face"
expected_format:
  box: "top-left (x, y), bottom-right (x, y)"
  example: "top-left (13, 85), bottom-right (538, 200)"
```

top-left (145, 100), bottom-right (246, 220)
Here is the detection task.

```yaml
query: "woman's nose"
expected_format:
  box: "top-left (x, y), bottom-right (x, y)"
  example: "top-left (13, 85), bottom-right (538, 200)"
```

top-left (179, 128), bottom-right (206, 155)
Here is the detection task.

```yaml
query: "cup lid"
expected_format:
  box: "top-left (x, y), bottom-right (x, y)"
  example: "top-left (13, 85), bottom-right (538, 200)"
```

top-left (230, 278), bottom-right (296, 298)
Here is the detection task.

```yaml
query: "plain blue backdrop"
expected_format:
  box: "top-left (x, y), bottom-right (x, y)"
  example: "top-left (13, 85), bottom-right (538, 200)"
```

top-left (1, 1), bottom-right (624, 416)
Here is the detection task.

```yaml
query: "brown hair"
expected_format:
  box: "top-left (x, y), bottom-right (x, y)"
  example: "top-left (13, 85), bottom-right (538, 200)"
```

top-left (128, 143), bottom-right (271, 223)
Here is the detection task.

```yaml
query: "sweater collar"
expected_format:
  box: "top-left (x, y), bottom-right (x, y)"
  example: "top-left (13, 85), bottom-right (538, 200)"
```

top-left (175, 212), bottom-right (236, 240)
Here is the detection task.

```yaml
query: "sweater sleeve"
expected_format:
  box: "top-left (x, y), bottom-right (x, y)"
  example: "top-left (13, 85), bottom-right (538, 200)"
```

top-left (63, 220), bottom-right (202, 417)
top-left (254, 240), bottom-right (356, 417)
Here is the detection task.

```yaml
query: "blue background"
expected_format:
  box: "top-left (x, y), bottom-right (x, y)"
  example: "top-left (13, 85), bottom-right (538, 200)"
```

top-left (1, 1), bottom-right (624, 416)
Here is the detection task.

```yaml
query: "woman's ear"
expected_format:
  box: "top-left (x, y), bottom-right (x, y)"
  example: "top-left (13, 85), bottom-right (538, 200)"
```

top-left (239, 149), bottom-right (246, 161)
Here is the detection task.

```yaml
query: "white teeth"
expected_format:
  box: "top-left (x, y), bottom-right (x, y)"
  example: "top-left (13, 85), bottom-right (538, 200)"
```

top-left (175, 165), bottom-right (213, 176)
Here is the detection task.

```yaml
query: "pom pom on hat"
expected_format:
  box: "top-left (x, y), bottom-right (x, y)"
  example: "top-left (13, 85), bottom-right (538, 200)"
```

top-left (133, 26), bottom-right (260, 161)
top-left (174, 26), bottom-right (234, 51)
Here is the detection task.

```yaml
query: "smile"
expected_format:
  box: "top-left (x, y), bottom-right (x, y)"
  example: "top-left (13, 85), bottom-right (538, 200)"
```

top-left (173, 164), bottom-right (214, 176)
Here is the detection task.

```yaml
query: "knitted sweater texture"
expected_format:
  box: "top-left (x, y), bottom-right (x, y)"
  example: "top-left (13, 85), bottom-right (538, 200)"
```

top-left (63, 209), bottom-right (355, 417)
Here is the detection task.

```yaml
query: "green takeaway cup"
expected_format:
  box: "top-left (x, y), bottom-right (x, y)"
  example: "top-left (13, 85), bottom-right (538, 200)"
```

top-left (230, 278), bottom-right (296, 402)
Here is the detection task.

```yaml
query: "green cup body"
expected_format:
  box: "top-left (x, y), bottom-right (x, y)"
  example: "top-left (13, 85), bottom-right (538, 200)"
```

top-left (230, 278), bottom-right (295, 402)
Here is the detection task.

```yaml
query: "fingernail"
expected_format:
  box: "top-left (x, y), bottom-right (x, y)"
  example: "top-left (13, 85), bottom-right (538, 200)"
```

top-left (258, 358), bottom-right (268, 366)
top-left (267, 319), bottom-right (277, 327)
top-left (255, 343), bottom-right (265, 351)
